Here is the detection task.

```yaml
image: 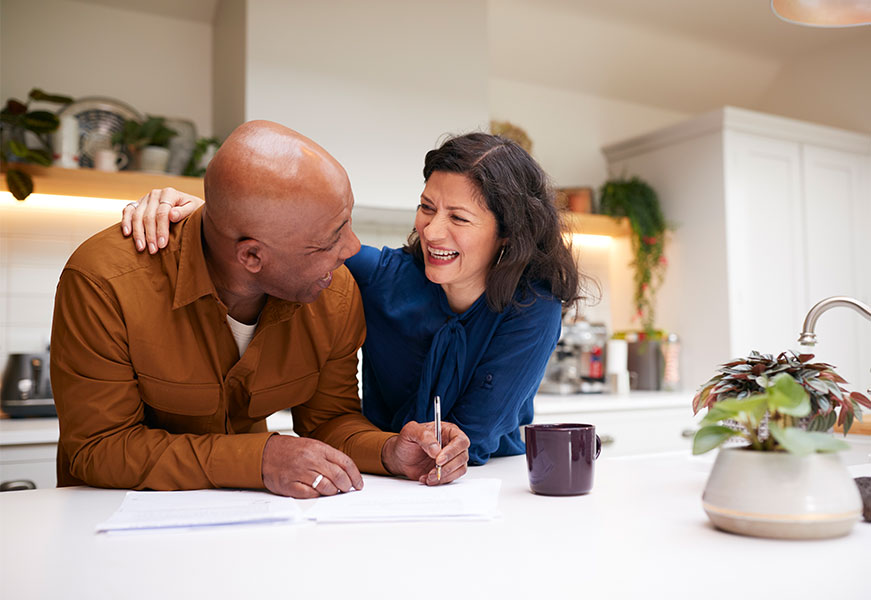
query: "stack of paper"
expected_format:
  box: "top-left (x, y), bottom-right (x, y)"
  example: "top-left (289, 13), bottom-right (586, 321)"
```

top-left (95, 489), bottom-right (304, 533)
top-left (305, 477), bottom-right (501, 523)
top-left (96, 477), bottom-right (502, 533)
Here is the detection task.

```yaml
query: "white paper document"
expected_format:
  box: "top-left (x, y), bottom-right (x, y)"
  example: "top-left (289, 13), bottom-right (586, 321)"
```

top-left (96, 489), bottom-right (304, 533)
top-left (305, 476), bottom-right (501, 523)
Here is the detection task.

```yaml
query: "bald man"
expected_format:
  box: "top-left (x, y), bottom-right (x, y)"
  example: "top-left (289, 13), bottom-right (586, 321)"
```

top-left (51, 121), bottom-right (469, 497)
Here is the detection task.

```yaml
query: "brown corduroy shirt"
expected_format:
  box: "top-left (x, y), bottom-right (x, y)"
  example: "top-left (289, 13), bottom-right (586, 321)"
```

top-left (51, 208), bottom-right (393, 490)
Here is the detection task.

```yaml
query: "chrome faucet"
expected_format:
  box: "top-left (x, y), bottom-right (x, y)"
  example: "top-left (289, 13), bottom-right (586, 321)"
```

top-left (798, 296), bottom-right (871, 346)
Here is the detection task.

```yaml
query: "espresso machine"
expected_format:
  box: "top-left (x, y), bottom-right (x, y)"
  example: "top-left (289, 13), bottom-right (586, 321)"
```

top-left (1, 351), bottom-right (56, 417)
top-left (539, 320), bottom-right (608, 394)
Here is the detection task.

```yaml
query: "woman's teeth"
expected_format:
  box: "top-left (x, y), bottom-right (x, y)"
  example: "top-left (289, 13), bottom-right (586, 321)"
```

top-left (428, 248), bottom-right (459, 261)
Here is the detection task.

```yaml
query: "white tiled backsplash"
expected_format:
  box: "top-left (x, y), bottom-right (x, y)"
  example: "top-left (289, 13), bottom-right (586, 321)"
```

top-left (0, 201), bottom-right (411, 375)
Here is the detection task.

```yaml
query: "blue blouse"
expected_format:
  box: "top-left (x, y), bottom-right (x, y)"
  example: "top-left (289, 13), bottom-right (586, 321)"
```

top-left (344, 245), bottom-right (562, 464)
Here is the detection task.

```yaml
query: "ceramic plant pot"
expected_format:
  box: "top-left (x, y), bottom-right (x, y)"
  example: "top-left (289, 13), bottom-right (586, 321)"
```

top-left (702, 448), bottom-right (862, 539)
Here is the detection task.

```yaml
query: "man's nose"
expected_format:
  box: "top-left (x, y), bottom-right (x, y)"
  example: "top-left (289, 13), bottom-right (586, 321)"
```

top-left (340, 226), bottom-right (362, 261)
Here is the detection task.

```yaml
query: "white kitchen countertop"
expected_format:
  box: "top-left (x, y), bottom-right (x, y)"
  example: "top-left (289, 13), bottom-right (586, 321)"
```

top-left (1, 448), bottom-right (869, 599)
top-left (0, 391), bottom-right (693, 446)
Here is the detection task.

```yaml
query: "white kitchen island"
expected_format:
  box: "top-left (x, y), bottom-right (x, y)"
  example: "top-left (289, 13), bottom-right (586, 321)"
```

top-left (2, 445), bottom-right (869, 600)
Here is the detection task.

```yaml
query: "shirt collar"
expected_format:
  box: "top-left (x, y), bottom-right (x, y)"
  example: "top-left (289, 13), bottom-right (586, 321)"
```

top-left (172, 207), bottom-right (218, 309)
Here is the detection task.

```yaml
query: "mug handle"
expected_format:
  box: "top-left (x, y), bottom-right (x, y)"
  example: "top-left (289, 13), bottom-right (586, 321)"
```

top-left (116, 151), bottom-right (129, 170)
top-left (594, 434), bottom-right (602, 459)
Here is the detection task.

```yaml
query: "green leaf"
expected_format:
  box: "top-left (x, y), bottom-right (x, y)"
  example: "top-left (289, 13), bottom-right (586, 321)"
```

top-left (769, 424), bottom-right (814, 456)
top-left (8, 139), bottom-right (30, 158)
top-left (27, 88), bottom-right (73, 104)
top-left (699, 404), bottom-right (737, 426)
top-left (769, 424), bottom-right (850, 455)
top-left (26, 148), bottom-right (53, 166)
top-left (808, 411), bottom-right (837, 432)
top-left (767, 374), bottom-right (811, 417)
top-left (714, 394), bottom-right (767, 425)
top-left (692, 425), bottom-right (737, 455)
top-left (22, 111), bottom-right (59, 133)
top-left (5, 169), bottom-right (34, 201)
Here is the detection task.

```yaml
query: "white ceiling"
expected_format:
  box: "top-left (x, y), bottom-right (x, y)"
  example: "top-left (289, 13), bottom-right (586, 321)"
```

top-left (72, 0), bottom-right (869, 116)
top-left (528, 0), bottom-right (869, 61)
top-left (489, 0), bottom-right (870, 114)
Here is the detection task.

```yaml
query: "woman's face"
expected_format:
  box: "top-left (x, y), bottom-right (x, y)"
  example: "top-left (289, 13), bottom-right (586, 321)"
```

top-left (414, 172), bottom-right (504, 309)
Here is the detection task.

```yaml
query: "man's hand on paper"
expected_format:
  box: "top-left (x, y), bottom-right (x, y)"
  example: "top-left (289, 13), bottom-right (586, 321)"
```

top-left (262, 435), bottom-right (364, 498)
top-left (381, 421), bottom-right (470, 485)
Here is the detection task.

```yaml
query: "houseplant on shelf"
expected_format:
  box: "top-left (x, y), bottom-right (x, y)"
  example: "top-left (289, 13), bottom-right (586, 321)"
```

top-left (692, 356), bottom-right (868, 539)
top-left (112, 115), bottom-right (177, 173)
top-left (1, 88), bottom-right (74, 200)
top-left (598, 176), bottom-right (666, 335)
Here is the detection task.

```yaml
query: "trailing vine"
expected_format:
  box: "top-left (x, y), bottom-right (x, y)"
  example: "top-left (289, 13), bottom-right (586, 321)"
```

top-left (599, 176), bottom-right (666, 334)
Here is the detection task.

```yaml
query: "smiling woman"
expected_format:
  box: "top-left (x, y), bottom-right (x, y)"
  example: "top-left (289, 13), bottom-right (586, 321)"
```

top-left (345, 132), bottom-right (589, 464)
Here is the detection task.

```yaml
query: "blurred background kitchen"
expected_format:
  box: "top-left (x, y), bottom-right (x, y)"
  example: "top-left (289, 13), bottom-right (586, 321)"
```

top-left (1, 1), bottom-right (869, 477)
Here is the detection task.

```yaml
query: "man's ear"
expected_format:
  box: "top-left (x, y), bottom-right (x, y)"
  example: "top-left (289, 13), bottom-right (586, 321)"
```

top-left (236, 239), bottom-right (263, 273)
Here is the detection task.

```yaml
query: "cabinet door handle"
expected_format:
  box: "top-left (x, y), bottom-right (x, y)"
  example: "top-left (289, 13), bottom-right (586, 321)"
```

top-left (600, 434), bottom-right (615, 446)
top-left (0, 479), bottom-right (36, 492)
top-left (681, 429), bottom-right (697, 438)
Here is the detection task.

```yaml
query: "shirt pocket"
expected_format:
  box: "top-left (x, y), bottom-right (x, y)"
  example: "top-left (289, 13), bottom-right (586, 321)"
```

top-left (248, 372), bottom-right (319, 419)
top-left (137, 373), bottom-right (221, 416)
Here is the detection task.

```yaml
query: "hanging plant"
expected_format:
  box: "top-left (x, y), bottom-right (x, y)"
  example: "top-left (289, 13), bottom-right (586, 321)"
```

top-left (1, 88), bottom-right (74, 200)
top-left (599, 176), bottom-right (667, 333)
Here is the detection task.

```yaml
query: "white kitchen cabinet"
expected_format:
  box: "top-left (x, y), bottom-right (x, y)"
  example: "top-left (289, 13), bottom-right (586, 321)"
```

top-left (532, 392), bottom-right (699, 457)
top-left (0, 419), bottom-right (58, 489)
top-left (603, 107), bottom-right (871, 394)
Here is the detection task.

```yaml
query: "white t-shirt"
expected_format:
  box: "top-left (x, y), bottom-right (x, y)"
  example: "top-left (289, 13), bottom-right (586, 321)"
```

top-left (226, 314), bottom-right (258, 356)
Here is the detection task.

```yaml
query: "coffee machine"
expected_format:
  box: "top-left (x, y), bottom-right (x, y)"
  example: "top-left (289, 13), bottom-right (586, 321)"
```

top-left (539, 320), bottom-right (608, 394)
top-left (1, 351), bottom-right (56, 418)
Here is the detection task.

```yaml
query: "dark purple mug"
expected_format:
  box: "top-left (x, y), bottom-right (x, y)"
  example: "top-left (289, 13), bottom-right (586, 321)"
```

top-left (525, 423), bottom-right (602, 496)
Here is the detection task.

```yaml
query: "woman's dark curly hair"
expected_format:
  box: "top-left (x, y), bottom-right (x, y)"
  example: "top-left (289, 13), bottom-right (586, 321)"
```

top-left (404, 132), bottom-right (589, 313)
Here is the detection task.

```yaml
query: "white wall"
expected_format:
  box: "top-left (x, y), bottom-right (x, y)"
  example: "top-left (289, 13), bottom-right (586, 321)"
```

top-left (489, 78), bottom-right (688, 190)
top-left (212, 0), bottom-right (246, 140)
top-left (243, 0), bottom-right (490, 210)
top-left (0, 0), bottom-right (213, 137)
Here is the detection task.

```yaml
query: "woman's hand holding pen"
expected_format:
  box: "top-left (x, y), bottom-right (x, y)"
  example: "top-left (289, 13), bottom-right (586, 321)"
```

top-left (381, 421), bottom-right (470, 485)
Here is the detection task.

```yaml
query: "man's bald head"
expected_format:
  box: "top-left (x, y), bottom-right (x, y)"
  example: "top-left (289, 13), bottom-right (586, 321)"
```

top-left (199, 120), bottom-right (360, 310)
top-left (203, 120), bottom-right (351, 240)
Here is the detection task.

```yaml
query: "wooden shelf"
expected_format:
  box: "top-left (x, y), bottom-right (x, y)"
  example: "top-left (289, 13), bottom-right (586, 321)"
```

top-left (1, 164), bottom-right (204, 201)
top-left (561, 211), bottom-right (630, 237)
top-left (1, 166), bottom-right (631, 237)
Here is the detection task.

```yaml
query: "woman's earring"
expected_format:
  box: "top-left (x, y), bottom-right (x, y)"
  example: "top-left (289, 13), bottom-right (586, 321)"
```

top-left (496, 246), bottom-right (506, 266)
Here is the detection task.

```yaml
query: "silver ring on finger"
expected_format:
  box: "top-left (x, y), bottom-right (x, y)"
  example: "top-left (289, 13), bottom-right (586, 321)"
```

top-left (126, 201), bottom-right (139, 209)
top-left (312, 474), bottom-right (324, 488)
top-left (158, 200), bottom-right (174, 206)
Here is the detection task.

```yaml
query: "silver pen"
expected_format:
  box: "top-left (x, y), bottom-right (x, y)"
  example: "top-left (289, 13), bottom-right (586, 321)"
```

top-left (434, 395), bottom-right (442, 481)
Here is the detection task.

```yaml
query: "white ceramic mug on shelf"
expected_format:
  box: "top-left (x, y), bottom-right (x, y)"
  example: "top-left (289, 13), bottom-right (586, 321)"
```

top-left (94, 149), bottom-right (128, 172)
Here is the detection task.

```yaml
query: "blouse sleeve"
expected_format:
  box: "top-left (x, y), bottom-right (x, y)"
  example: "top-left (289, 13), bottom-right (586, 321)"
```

top-left (448, 296), bottom-right (562, 464)
top-left (343, 245), bottom-right (382, 288)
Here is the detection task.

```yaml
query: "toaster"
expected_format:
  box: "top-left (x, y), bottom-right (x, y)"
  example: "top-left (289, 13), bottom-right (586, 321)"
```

top-left (1, 352), bottom-right (56, 418)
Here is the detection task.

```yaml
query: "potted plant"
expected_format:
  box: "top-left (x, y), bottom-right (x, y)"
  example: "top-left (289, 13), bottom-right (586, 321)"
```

top-left (112, 115), bottom-right (177, 172)
top-left (598, 176), bottom-right (666, 335)
top-left (183, 136), bottom-right (222, 177)
top-left (693, 350), bottom-right (871, 434)
top-left (1, 88), bottom-right (74, 200)
top-left (692, 354), bottom-right (869, 539)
